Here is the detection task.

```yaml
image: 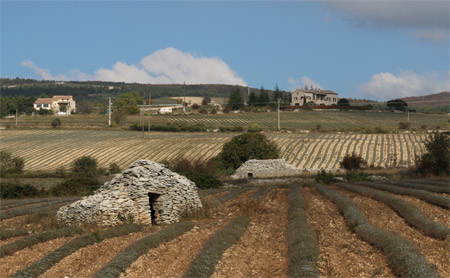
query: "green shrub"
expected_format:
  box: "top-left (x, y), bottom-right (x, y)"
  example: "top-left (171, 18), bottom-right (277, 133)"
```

top-left (1, 181), bottom-right (47, 199)
top-left (0, 150), bottom-right (25, 176)
top-left (315, 170), bottom-right (335, 184)
top-left (217, 132), bottom-right (279, 171)
top-left (247, 123), bottom-right (262, 133)
top-left (344, 171), bottom-right (370, 182)
top-left (182, 217), bottom-right (250, 278)
top-left (51, 118), bottom-right (61, 128)
top-left (72, 156), bottom-right (99, 178)
top-left (108, 163), bottom-right (121, 174)
top-left (172, 158), bottom-right (222, 189)
top-left (398, 121), bottom-right (411, 129)
top-left (50, 175), bottom-right (101, 196)
top-left (414, 132), bottom-right (449, 176)
top-left (339, 153), bottom-right (367, 171)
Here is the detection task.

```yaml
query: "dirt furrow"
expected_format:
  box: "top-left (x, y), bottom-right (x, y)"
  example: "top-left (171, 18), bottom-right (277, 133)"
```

top-left (334, 187), bottom-right (449, 277)
top-left (301, 186), bottom-right (393, 278)
top-left (211, 189), bottom-right (288, 278)
top-left (0, 236), bottom-right (77, 277)
top-left (121, 190), bottom-right (255, 278)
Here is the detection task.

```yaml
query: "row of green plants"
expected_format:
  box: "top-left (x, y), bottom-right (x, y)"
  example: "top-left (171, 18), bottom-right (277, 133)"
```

top-left (286, 185), bottom-right (320, 278)
top-left (182, 216), bottom-right (250, 278)
top-left (315, 184), bottom-right (440, 278)
top-left (0, 198), bottom-right (76, 220)
top-left (0, 197), bottom-right (62, 210)
top-left (130, 122), bottom-right (263, 133)
top-left (357, 182), bottom-right (449, 209)
top-left (338, 183), bottom-right (449, 240)
top-left (404, 179), bottom-right (449, 187)
top-left (93, 221), bottom-right (194, 278)
top-left (12, 223), bottom-right (142, 278)
top-left (0, 226), bottom-right (84, 258)
top-left (388, 180), bottom-right (449, 194)
top-left (0, 229), bottom-right (29, 240)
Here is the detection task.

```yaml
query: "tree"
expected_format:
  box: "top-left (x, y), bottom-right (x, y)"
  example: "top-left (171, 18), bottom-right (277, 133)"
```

top-left (414, 132), bottom-right (449, 176)
top-left (202, 96), bottom-right (211, 106)
top-left (258, 86), bottom-right (269, 107)
top-left (337, 98), bottom-right (350, 106)
top-left (112, 108), bottom-right (126, 124)
top-left (77, 100), bottom-right (93, 114)
top-left (217, 132), bottom-right (279, 171)
top-left (115, 92), bottom-right (143, 115)
top-left (248, 90), bottom-right (258, 106)
top-left (72, 156), bottom-right (99, 178)
top-left (272, 84), bottom-right (281, 101)
top-left (339, 153), bottom-right (367, 171)
top-left (387, 99), bottom-right (408, 111)
top-left (228, 87), bottom-right (244, 110)
top-left (0, 150), bottom-right (24, 176)
top-left (51, 118), bottom-right (61, 128)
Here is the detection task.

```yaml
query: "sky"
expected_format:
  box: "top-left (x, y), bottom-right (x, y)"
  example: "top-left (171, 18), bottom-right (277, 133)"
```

top-left (1, 0), bottom-right (449, 101)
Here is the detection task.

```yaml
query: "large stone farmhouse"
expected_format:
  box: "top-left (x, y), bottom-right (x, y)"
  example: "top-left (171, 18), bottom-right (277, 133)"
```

top-left (291, 89), bottom-right (338, 106)
top-left (33, 95), bottom-right (76, 114)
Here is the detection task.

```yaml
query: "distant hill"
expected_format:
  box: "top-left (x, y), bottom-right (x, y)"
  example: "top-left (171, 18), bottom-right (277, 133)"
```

top-left (0, 78), bottom-right (285, 103)
top-left (401, 92), bottom-right (449, 109)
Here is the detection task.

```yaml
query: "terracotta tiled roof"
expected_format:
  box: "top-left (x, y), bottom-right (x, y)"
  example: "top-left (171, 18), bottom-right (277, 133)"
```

top-left (34, 98), bottom-right (53, 104)
top-left (53, 95), bottom-right (73, 101)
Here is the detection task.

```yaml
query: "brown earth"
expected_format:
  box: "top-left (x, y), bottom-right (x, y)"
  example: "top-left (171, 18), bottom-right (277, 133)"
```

top-left (335, 187), bottom-right (450, 277)
top-left (0, 214), bottom-right (57, 232)
top-left (121, 190), bottom-right (256, 278)
top-left (0, 236), bottom-right (77, 277)
top-left (211, 188), bottom-right (288, 278)
top-left (301, 186), bottom-right (394, 278)
top-left (41, 231), bottom-right (153, 278)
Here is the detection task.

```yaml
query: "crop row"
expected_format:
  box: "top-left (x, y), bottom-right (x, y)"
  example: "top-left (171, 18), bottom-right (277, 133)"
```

top-left (0, 199), bottom-right (78, 220)
top-left (1, 130), bottom-right (428, 171)
top-left (357, 182), bottom-right (450, 209)
top-left (337, 183), bottom-right (450, 240)
top-left (387, 180), bottom-right (450, 194)
top-left (315, 184), bottom-right (440, 277)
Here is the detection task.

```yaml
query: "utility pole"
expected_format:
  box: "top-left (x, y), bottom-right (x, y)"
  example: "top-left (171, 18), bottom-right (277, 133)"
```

top-left (183, 81), bottom-right (186, 114)
top-left (108, 97), bottom-right (111, 127)
top-left (148, 91), bottom-right (151, 134)
top-left (15, 109), bottom-right (18, 127)
top-left (277, 98), bottom-right (280, 131)
top-left (407, 111), bottom-right (410, 122)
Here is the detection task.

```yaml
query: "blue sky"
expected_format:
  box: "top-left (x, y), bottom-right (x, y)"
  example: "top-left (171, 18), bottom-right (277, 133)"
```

top-left (1, 1), bottom-right (449, 100)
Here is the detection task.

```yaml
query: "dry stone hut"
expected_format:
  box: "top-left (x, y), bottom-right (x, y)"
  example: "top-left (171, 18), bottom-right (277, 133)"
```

top-left (231, 159), bottom-right (301, 179)
top-left (57, 160), bottom-right (202, 227)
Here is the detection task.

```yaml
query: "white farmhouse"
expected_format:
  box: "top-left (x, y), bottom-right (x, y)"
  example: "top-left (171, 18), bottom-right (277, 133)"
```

top-left (34, 95), bottom-right (76, 114)
top-left (158, 107), bottom-right (173, 114)
top-left (291, 89), bottom-right (338, 106)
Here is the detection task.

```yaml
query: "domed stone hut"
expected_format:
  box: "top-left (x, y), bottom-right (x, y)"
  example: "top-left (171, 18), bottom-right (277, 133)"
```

top-left (231, 159), bottom-right (301, 179)
top-left (57, 160), bottom-right (202, 227)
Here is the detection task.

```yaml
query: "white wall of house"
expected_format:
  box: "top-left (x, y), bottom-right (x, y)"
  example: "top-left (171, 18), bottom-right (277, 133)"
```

top-left (291, 89), bottom-right (338, 106)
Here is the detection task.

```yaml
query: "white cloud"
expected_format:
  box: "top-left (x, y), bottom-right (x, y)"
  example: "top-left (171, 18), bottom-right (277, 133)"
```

top-left (288, 76), bottom-right (323, 91)
top-left (22, 47), bottom-right (247, 86)
top-left (359, 70), bottom-right (450, 100)
top-left (322, 0), bottom-right (449, 42)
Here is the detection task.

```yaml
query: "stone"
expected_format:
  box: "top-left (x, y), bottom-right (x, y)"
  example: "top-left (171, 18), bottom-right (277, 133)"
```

top-left (231, 159), bottom-right (301, 179)
top-left (57, 160), bottom-right (202, 227)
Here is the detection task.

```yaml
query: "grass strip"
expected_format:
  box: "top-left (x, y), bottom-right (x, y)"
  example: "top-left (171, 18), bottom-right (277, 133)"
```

top-left (338, 183), bottom-right (450, 240)
top-left (287, 185), bottom-right (319, 278)
top-left (182, 216), bottom-right (250, 278)
top-left (12, 223), bottom-right (142, 278)
top-left (357, 181), bottom-right (449, 209)
top-left (0, 229), bottom-right (29, 240)
top-left (93, 221), bottom-right (194, 278)
top-left (0, 226), bottom-right (83, 258)
top-left (315, 184), bottom-right (440, 278)
top-left (212, 188), bottom-right (248, 205)
top-left (387, 181), bottom-right (449, 194)
top-left (0, 199), bottom-right (73, 220)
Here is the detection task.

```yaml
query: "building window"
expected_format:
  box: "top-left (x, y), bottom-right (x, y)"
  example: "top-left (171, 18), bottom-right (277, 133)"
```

top-left (44, 104), bottom-right (49, 108)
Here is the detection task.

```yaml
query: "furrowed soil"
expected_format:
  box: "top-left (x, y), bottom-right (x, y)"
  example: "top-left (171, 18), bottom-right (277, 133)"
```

top-left (335, 187), bottom-right (450, 277)
top-left (301, 186), bottom-right (394, 278)
top-left (121, 190), bottom-right (256, 278)
top-left (41, 231), bottom-right (154, 278)
top-left (211, 188), bottom-right (288, 278)
top-left (0, 236), bottom-right (77, 277)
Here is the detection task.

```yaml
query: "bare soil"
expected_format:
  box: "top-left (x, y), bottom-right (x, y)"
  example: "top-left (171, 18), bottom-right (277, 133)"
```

top-left (121, 190), bottom-right (255, 278)
top-left (41, 231), bottom-right (152, 278)
top-left (335, 187), bottom-right (450, 277)
top-left (301, 186), bottom-right (394, 278)
top-left (0, 236), bottom-right (76, 277)
top-left (211, 188), bottom-right (289, 278)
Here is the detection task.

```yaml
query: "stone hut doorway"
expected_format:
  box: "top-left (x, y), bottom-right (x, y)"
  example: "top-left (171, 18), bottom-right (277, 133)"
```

top-left (148, 193), bottom-right (161, 225)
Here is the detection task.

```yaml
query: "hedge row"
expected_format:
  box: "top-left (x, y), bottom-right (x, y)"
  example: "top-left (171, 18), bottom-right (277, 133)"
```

top-left (286, 185), bottom-right (320, 278)
top-left (315, 184), bottom-right (440, 278)
top-left (338, 183), bottom-right (450, 240)
top-left (0, 199), bottom-right (74, 220)
top-left (13, 223), bottom-right (142, 278)
top-left (388, 181), bottom-right (449, 194)
top-left (357, 182), bottom-right (449, 209)
top-left (182, 216), bottom-right (250, 278)
top-left (93, 221), bottom-right (194, 278)
top-left (0, 229), bottom-right (29, 240)
top-left (0, 226), bottom-right (83, 258)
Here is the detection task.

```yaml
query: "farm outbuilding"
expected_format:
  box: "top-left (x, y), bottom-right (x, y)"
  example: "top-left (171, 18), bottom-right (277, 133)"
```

top-left (231, 159), bottom-right (301, 179)
top-left (57, 160), bottom-right (202, 227)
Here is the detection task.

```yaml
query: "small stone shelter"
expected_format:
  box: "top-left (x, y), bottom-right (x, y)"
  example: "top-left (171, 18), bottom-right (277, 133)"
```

top-left (231, 159), bottom-right (301, 179)
top-left (57, 160), bottom-right (202, 227)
